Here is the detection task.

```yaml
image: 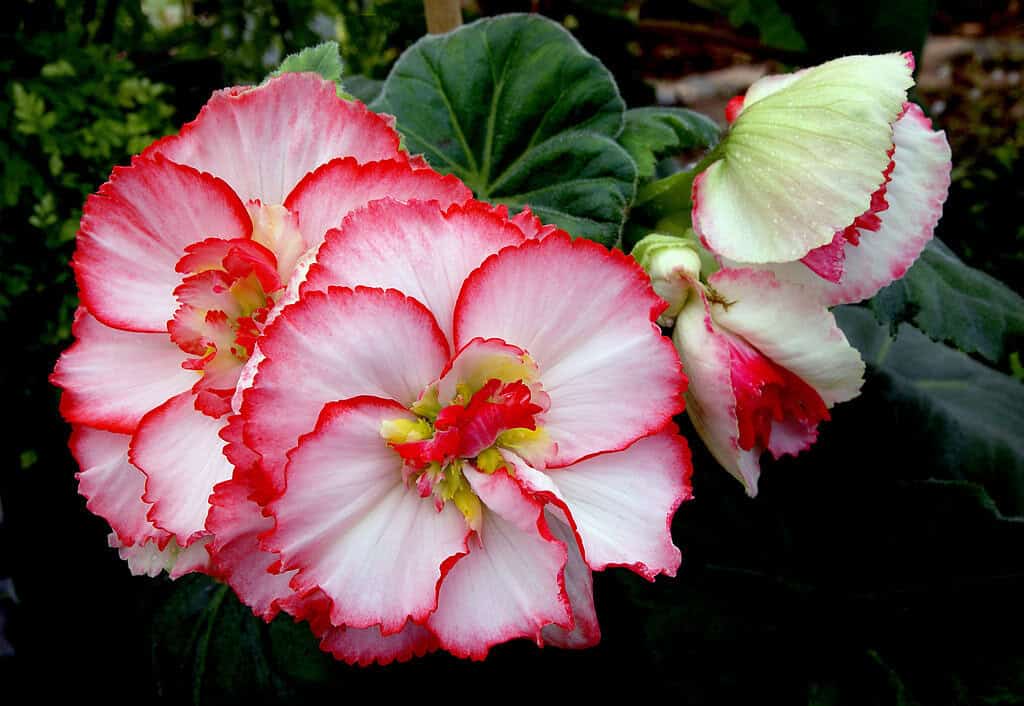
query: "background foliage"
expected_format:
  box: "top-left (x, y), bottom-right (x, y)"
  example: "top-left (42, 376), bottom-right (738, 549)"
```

top-left (2, 0), bottom-right (1022, 702)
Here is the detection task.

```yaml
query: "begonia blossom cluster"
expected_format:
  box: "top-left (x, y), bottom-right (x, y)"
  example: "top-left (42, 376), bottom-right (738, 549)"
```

top-left (52, 50), bottom-right (950, 664)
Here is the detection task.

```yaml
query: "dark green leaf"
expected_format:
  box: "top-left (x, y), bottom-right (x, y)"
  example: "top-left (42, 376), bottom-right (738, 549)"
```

top-left (152, 575), bottom-right (334, 704)
top-left (837, 306), bottom-right (1024, 517)
top-left (270, 41), bottom-right (344, 85)
top-left (342, 74), bottom-right (384, 105)
top-left (870, 238), bottom-right (1024, 362)
top-left (373, 13), bottom-right (636, 245)
top-left (618, 107), bottom-right (720, 179)
top-left (693, 0), bottom-right (807, 51)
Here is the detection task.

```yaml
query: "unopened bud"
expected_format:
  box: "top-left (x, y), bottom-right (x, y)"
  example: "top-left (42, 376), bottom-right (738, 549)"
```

top-left (633, 233), bottom-right (703, 325)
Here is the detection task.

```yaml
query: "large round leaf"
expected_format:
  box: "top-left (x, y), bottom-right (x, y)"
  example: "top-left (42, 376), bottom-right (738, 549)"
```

top-left (372, 13), bottom-right (637, 245)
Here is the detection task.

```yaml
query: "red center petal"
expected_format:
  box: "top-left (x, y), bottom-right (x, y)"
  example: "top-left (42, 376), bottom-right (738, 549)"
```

top-left (727, 337), bottom-right (829, 452)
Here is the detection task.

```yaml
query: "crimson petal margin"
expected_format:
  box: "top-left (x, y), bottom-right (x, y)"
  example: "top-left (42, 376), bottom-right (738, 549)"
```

top-left (241, 286), bottom-right (451, 496)
top-left (72, 154), bottom-right (251, 332)
top-left (426, 466), bottom-right (571, 660)
top-left (302, 199), bottom-right (525, 346)
top-left (284, 157), bottom-right (472, 252)
top-left (265, 396), bottom-right (471, 634)
top-left (131, 391), bottom-right (233, 546)
top-left (453, 232), bottom-right (686, 467)
top-left (71, 426), bottom-right (168, 548)
top-left (145, 73), bottom-right (405, 205)
top-left (52, 309), bottom-right (196, 433)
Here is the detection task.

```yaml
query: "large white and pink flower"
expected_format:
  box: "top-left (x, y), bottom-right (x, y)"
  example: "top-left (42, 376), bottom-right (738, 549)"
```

top-left (216, 198), bottom-right (692, 662)
top-left (672, 268), bottom-right (864, 494)
top-left (692, 53), bottom-right (951, 303)
top-left (51, 72), bottom-right (473, 569)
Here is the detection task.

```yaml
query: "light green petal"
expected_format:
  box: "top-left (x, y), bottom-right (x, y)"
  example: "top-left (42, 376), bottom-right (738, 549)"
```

top-left (695, 53), bottom-right (914, 264)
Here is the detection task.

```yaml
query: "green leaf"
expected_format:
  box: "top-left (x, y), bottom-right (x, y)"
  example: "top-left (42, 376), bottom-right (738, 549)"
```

top-left (342, 74), bottom-right (383, 105)
top-left (270, 41), bottom-right (347, 97)
top-left (870, 238), bottom-right (1024, 362)
top-left (618, 107), bottom-right (720, 179)
top-left (836, 306), bottom-right (1024, 518)
top-left (373, 13), bottom-right (636, 245)
top-left (152, 575), bottom-right (335, 704)
top-left (693, 0), bottom-right (807, 51)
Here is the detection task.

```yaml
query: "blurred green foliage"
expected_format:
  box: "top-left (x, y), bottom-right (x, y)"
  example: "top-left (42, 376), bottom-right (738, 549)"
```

top-left (0, 0), bottom-right (425, 351)
top-left (2, 10), bottom-right (175, 344)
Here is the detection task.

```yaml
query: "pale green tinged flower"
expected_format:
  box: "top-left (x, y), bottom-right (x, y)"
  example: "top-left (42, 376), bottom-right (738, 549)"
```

top-left (693, 53), bottom-right (916, 264)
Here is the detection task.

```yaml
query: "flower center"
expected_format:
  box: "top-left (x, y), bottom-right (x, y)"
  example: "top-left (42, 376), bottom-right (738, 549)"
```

top-left (727, 337), bottom-right (829, 452)
top-left (170, 237), bottom-right (282, 417)
top-left (381, 340), bottom-right (554, 529)
top-left (169, 203), bottom-right (306, 418)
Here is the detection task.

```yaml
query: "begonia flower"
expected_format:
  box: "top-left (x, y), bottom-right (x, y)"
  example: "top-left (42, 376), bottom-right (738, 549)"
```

top-left (692, 52), bottom-right (950, 288)
top-left (51, 72), bottom-right (472, 571)
top-left (672, 268), bottom-right (864, 494)
top-left (222, 198), bottom-right (692, 662)
top-left (732, 103), bottom-right (952, 305)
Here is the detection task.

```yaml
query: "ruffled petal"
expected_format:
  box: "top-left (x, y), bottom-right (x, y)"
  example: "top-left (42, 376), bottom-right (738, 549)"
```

top-left (52, 309), bottom-right (196, 433)
top-left (242, 287), bottom-right (451, 495)
top-left (317, 622), bottom-right (439, 667)
top-left (748, 104), bottom-right (952, 304)
top-left (284, 157), bottom-right (471, 251)
top-left (206, 469), bottom-right (295, 622)
top-left (453, 233), bottom-right (685, 466)
top-left (130, 391), bottom-right (233, 545)
top-left (694, 53), bottom-right (914, 263)
top-left (110, 533), bottom-right (211, 578)
top-left (302, 199), bottom-right (524, 345)
top-left (265, 396), bottom-right (470, 633)
top-left (145, 74), bottom-right (404, 205)
top-left (708, 269), bottom-right (864, 406)
top-left (505, 428), bottom-right (691, 580)
top-left (72, 155), bottom-right (251, 332)
top-left (426, 466), bottom-right (571, 660)
top-left (540, 507), bottom-right (601, 649)
top-left (672, 291), bottom-right (762, 493)
top-left (71, 426), bottom-right (166, 547)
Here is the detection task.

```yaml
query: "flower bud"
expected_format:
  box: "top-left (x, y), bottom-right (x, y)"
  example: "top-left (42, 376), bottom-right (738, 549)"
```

top-left (633, 233), bottom-right (703, 325)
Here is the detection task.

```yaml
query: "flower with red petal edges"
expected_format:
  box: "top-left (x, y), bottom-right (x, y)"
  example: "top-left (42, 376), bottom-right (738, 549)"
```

top-left (672, 268), bottom-right (864, 494)
top-left (730, 103), bottom-right (952, 306)
top-left (218, 198), bottom-right (693, 663)
top-left (694, 53), bottom-right (951, 303)
top-left (51, 72), bottom-right (476, 572)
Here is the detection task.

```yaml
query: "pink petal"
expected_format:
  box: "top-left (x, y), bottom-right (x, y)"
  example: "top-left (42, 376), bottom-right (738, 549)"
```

top-left (242, 287), bottom-right (450, 495)
top-left (752, 104), bottom-right (952, 305)
top-left (145, 74), bottom-right (404, 205)
top-left (708, 269), bottom-right (864, 407)
top-left (672, 290), bottom-right (762, 493)
top-left (318, 622), bottom-right (439, 667)
top-left (302, 199), bottom-right (525, 345)
top-left (73, 155), bottom-right (251, 332)
top-left (454, 233), bottom-right (685, 466)
top-left (130, 391), bottom-right (233, 545)
top-left (52, 309), bottom-right (196, 433)
top-left (540, 507), bottom-right (601, 649)
top-left (507, 428), bottom-right (692, 580)
top-left (265, 396), bottom-right (470, 633)
top-left (71, 426), bottom-right (167, 548)
top-left (284, 157), bottom-right (472, 251)
top-left (206, 469), bottom-right (295, 622)
top-left (426, 466), bottom-right (571, 660)
top-left (509, 206), bottom-right (559, 240)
